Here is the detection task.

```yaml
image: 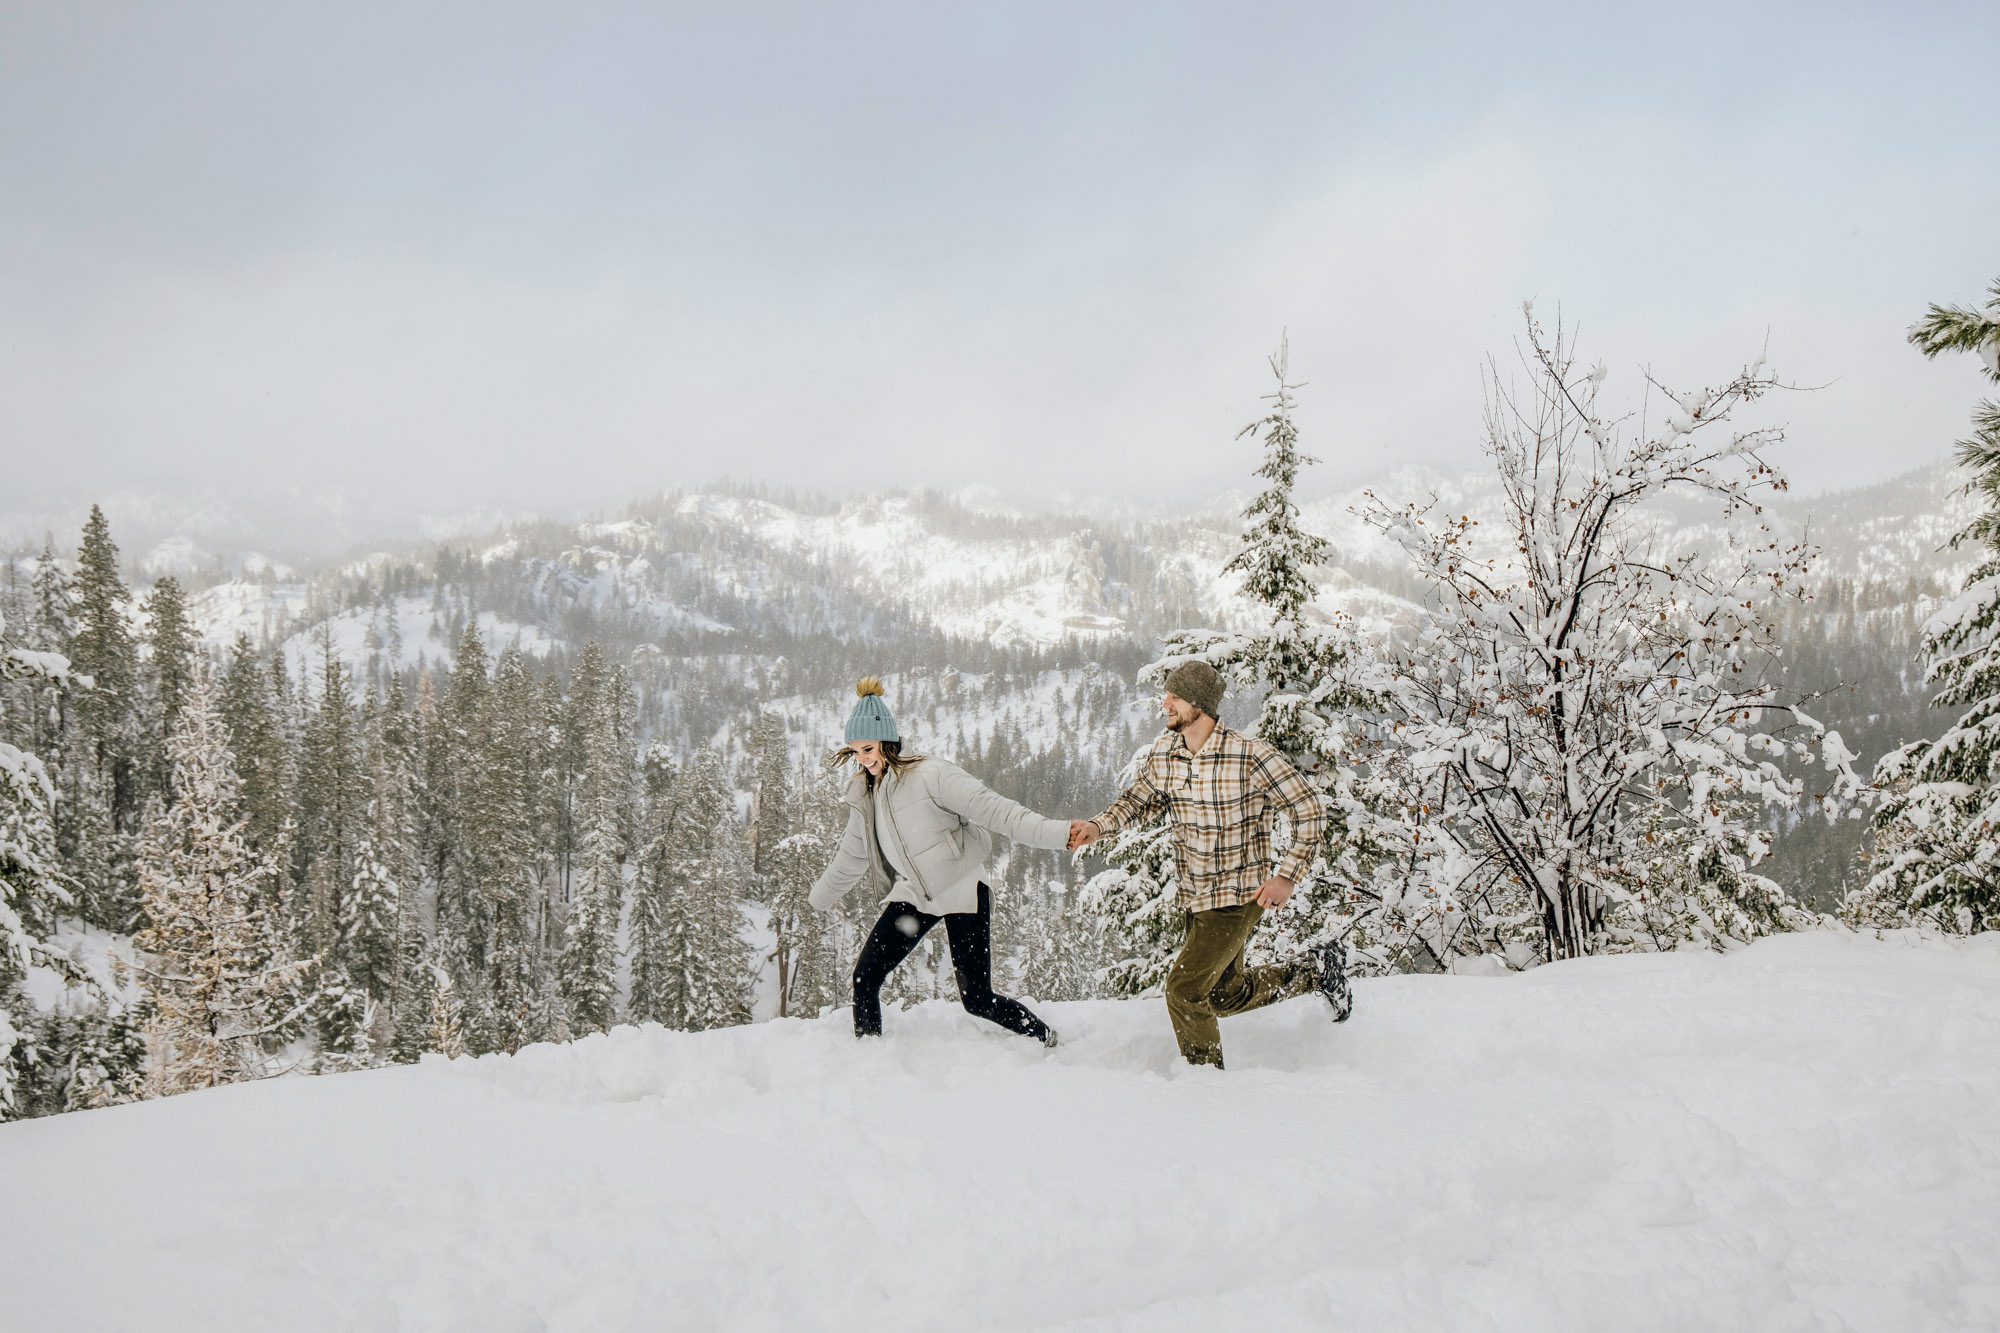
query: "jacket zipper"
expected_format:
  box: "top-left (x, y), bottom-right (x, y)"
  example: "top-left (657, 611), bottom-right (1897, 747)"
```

top-left (877, 773), bottom-right (935, 903)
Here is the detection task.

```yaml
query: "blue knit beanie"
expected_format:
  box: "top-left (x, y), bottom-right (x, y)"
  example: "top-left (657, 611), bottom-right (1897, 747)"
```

top-left (844, 676), bottom-right (899, 743)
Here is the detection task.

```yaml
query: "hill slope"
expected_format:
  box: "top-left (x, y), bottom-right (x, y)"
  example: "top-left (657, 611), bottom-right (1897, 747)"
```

top-left (2, 933), bottom-right (1994, 1331)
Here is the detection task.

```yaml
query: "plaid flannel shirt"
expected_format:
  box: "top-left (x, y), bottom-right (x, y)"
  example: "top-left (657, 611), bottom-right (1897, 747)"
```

top-left (1090, 723), bottom-right (1329, 913)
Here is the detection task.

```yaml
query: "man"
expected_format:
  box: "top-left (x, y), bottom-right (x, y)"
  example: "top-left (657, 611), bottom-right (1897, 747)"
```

top-left (1070, 660), bottom-right (1351, 1068)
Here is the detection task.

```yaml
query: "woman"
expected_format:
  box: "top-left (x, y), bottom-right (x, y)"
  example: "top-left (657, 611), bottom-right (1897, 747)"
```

top-left (808, 677), bottom-right (1075, 1046)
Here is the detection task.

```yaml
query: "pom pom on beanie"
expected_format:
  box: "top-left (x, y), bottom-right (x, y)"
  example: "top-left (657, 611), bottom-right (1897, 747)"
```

top-left (845, 676), bottom-right (899, 742)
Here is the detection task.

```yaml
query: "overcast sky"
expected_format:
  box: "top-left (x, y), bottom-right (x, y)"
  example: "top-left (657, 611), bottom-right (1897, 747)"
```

top-left (2, 1), bottom-right (1996, 527)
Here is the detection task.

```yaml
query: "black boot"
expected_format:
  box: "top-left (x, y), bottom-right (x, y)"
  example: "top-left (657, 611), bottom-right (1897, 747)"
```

top-left (1316, 939), bottom-right (1353, 1023)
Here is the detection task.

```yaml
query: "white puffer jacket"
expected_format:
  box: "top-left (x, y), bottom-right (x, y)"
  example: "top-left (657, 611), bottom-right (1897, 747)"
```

top-left (808, 757), bottom-right (1071, 917)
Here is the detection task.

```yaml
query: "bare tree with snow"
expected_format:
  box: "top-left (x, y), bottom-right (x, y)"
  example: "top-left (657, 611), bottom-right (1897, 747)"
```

top-left (1359, 309), bottom-right (1863, 961)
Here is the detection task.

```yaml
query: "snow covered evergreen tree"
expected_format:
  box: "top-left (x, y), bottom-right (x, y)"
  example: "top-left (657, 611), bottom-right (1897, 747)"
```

top-left (477, 646), bottom-right (555, 1050)
top-left (1016, 874), bottom-right (1100, 1003)
top-left (294, 635), bottom-right (382, 1062)
top-left (217, 633), bottom-right (293, 861)
top-left (12, 543), bottom-right (75, 767)
top-left (0, 560), bottom-right (146, 1119)
top-left (1171, 339), bottom-right (1401, 962)
top-left (134, 666), bottom-right (305, 1096)
top-left (423, 625), bottom-right (546, 1054)
top-left (1853, 276), bottom-right (2000, 933)
top-left (1084, 336), bottom-right (1393, 982)
top-left (62, 506), bottom-right (142, 930)
top-left (2, 608), bottom-right (86, 1117)
top-left (764, 759), bottom-right (844, 1018)
top-left (627, 745), bottom-right (749, 1031)
top-left (298, 635), bottom-right (367, 962)
top-left (354, 676), bottom-right (425, 1058)
top-left (627, 743), bottom-right (678, 1023)
top-left (749, 711), bottom-right (791, 879)
top-left (1359, 310), bottom-right (1862, 961)
top-left (557, 672), bottom-right (628, 1035)
top-left (141, 574), bottom-right (196, 805)
top-left (553, 642), bottom-right (611, 919)
top-left (342, 832), bottom-right (401, 1008)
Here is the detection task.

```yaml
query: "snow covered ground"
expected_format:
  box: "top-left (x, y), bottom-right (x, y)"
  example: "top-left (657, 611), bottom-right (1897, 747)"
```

top-left (3, 932), bottom-right (1996, 1331)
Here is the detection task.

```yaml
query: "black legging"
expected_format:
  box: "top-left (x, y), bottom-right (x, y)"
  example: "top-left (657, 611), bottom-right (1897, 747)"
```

top-left (851, 883), bottom-right (1051, 1041)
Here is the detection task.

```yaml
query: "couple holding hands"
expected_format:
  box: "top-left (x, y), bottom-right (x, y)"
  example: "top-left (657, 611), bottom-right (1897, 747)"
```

top-left (807, 662), bottom-right (1352, 1070)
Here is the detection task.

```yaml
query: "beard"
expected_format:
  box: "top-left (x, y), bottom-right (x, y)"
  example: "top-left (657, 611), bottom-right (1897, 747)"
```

top-left (1166, 711), bottom-right (1189, 731)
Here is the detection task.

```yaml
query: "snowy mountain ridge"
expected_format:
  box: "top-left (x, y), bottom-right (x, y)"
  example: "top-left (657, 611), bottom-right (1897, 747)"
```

top-left (5, 460), bottom-right (1969, 689)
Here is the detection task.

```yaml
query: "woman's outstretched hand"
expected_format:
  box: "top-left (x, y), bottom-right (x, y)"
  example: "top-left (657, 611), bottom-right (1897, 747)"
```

top-left (1067, 820), bottom-right (1100, 851)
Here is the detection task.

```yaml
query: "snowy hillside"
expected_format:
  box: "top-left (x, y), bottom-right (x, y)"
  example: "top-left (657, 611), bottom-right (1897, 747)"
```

top-left (10, 463), bottom-right (1964, 686)
top-left (3, 932), bottom-right (1994, 1332)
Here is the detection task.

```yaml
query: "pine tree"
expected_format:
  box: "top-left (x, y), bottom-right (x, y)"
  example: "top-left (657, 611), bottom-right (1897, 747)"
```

top-left (217, 634), bottom-right (293, 860)
top-left (384, 693), bottom-right (439, 1062)
top-left (554, 642), bottom-right (611, 912)
top-left (765, 761), bottom-right (845, 1018)
top-left (388, 932), bottom-right (439, 1064)
top-left (64, 506), bottom-right (142, 929)
top-left (1223, 333), bottom-right (1330, 626)
top-left (557, 679), bottom-right (628, 1036)
top-left (142, 575), bottom-right (196, 805)
top-left (1855, 277), bottom-right (2000, 932)
top-left (749, 711), bottom-right (792, 879)
top-left (628, 746), bottom-right (750, 1030)
top-left (480, 647), bottom-right (553, 1049)
top-left (342, 833), bottom-right (401, 1006)
top-left (1, 607), bottom-right (90, 1117)
top-left (69, 507), bottom-right (136, 779)
top-left (299, 635), bottom-right (370, 957)
top-left (1086, 337), bottom-right (1391, 977)
top-left (427, 962), bottom-right (466, 1059)
top-left (133, 666), bottom-right (304, 1096)
top-left (628, 743), bottom-right (678, 1023)
top-left (360, 677), bottom-right (424, 1049)
top-left (428, 626), bottom-right (490, 1034)
top-left (1019, 874), bottom-right (1099, 1003)
top-left (23, 542), bottom-right (73, 764)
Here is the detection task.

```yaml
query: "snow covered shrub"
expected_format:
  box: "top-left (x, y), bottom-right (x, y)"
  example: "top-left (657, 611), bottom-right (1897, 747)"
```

top-left (1359, 308), bottom-right (1863, 961)
top-left (1851, 276), bottom-right (2000, 934)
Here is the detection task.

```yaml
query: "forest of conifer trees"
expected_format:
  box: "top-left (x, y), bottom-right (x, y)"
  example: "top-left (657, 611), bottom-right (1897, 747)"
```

top-left (0, 502), bottom-right (1141, 1119)
top-left (6, 291), bottom-right (1995, 1120)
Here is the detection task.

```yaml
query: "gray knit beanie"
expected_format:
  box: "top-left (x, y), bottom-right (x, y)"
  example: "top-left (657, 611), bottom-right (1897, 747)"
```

top-left (1162, 660), bottom-right (1225, 719)
top-left (844, 676), bottom-right (899, 743)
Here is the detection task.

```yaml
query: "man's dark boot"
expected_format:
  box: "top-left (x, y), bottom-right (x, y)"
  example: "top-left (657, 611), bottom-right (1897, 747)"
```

top-left (1316, 940), bottom-right (1353, 1023)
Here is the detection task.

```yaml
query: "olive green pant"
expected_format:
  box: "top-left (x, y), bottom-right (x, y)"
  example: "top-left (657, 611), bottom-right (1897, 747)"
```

top-left (1165, 902), bottom-right (1311, 1068)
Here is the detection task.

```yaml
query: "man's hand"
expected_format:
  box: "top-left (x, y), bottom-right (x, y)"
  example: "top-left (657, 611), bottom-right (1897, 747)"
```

top-left (1068, 820), bottom-right (1101, 851)
top-left (1253, 875), bottom-right (1294, 910)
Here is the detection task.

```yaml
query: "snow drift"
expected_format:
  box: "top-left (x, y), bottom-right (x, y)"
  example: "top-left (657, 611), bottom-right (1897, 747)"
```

top-left (2, 933), bottom-right (1996, 1331)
